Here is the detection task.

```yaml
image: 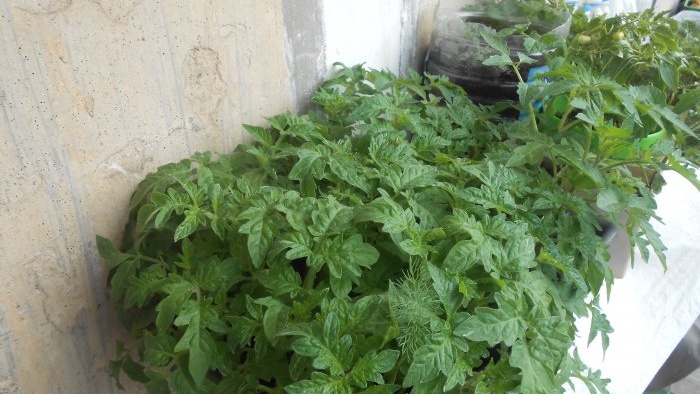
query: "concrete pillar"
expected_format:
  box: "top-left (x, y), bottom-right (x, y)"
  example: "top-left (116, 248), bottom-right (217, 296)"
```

top-left (0, 1), bottom-right (436, 392)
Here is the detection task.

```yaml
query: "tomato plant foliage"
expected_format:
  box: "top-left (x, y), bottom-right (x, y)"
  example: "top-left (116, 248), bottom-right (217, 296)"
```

top-left (97, 64), bottom-right (633, 393)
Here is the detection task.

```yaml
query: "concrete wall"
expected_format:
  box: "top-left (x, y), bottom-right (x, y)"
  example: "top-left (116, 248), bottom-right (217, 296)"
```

top-left (0, 0), bottom-right (436, 392)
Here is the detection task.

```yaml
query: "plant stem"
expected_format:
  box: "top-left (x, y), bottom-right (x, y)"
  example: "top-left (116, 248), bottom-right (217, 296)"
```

top-left (303, 265), bottom-right (320, 289)
top-left (583, 125), bottom-right (593, 161)
top-left (558, 105), bottom-right (575, 132)
top-left (135, 254), bottom-right (163, 265)
top-left (511, 63), bottom-right (540, 133)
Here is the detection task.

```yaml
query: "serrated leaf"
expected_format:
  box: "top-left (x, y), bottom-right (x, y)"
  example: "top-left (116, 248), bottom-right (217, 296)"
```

top-left (349, 349), bottom-right (400, 388)
top-left (329, 155), bottom-right (372, 194)
top-left (261, 299), bottom-right (290, 346)
top-left (510, 339), bottom-right (556, 394)
top-left (256, 262), bottom-right (302, 296)
top-left (281, 231), bottom-right (314, 261)
top-left (403, 333), bottom-right (455, 386)
top-left (507, 141), bottom-right (547, 167)
top-left (129, 159), bottom-right (192, 211)
top-left (587, 297), bottom-right (613, 353)
top-left (284, 372), bottom-right (352, 394)
top-left (443, 358), bottom-right (470, 392)
top-left (291, 312), bottom-right (353, 376)
top-left (143, 332), bottom-right (177, 367)
top-left (243, 124), bottom-right (275, 146)
top-left (96, 235), bottom-right (130, 270)
top-left (238, 207), bottom-right (277, 268)
top-left (325, 234), bottom-right (379, 278)
top-left (173, 300), bottom-right (217, 386)
top-left (483, 54), bottom-right (514, 67)
top-left (427, 263), bottom-right (462, 316)
top-left (174, 209), bottom-right (203, 241)
top-left (156, 281), bottom-right (195, 332)
top-left (596, 189), bottom-right (627, 213)
top-left (479, 30), bottom-right (509, 55)
top-left (517, 52), bottom-right (537, 65)
top-left (310, 197), bottom-right (354, 237)
top-left (289, 149), bottom-right (328, 181)
top-left (384, 164), bottom-right (438, 192)
top-left (454, 303), bottom-right (525, 347)
top-left (442, 240), bottom-right (479, 273)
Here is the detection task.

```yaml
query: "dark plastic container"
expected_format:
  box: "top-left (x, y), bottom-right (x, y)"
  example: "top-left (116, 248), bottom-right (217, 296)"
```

top-left (425, 3), bottom-right (570, 108)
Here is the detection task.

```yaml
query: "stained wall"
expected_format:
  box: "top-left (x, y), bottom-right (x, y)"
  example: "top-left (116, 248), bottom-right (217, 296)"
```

top-left (0, 1), bottom-right (436, 392)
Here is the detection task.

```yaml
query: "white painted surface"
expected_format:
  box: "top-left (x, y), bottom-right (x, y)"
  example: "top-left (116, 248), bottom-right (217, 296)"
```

top-left (566, 171), bottom-right (700, 393)
top-left (322, 0), bottom-right (405, 74)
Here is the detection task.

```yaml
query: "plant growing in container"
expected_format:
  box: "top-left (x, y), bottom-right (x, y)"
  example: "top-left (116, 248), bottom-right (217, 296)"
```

top-left (475, 6), bottom-right (699, 271)
top-left (97, 5), bottom-right (699, 394)
top-left (98, 65), bottom-right (620, 393)
top-left (425, 0), bottom-right (571, 110)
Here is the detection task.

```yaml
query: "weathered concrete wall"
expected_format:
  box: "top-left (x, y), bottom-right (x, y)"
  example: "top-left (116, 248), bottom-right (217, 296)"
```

top-left (0, 1), bottom-right (436, 393)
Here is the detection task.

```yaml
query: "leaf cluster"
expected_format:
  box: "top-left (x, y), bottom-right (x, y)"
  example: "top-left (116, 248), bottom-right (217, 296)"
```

top-left (98, 64), bottom-right (623, 393)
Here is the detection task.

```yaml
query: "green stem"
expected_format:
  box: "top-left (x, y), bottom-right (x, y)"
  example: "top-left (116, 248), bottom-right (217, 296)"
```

top-left (600, 159), bottom-right (651, 171)
top-left (135, 254), bottom-right (163, 265)
top-left (559, 119), bottom-right (583, 133)
top-left (557, 105), bottom-right (575, 132)
top-left (303, 265), bottom-right (321, 289)
top-left (512, 63), bottom-right (540, 133)
top-left (583, 126), bottom-right (593, 160)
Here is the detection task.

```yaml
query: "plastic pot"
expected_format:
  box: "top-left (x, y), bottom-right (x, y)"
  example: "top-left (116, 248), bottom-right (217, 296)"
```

top-left (425, 3), bottom-right (570, 110)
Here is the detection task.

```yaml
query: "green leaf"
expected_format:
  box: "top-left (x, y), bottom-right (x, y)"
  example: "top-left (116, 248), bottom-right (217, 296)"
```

top-left (355, 194), bottom-right (418, 234)
top-left (156, 281), bottom-right (195, 332)
top-left (596, 189), bottom-right (627, 213)
top-left (143, 332), bottom-right (177, 367)
top-left (673, 88), bottom-right (700, 114)
top-left (289, 149), bottom-right (328, 181)
top-left (256, 297), bottom-right (290, 346)
top-left (243, 124), bottom-right (275, 146)
top-left (174, 209), bottom-right (203, 241)
top-left (143, 371), bottom-right (171, 394)
top-left (281, 231), bottom-right (314, 260)
top-left (129, 159), bottom-right (192, 211)
top-left (96, 235), bottom-right (130, 270)
top-left (238, 207), bottom-right (277, 268)
top-left (326, 234), bottom-right (379, 278)
top-left (517, 52), bottom-right (537, 64)
top-left (384, 164), bottom-right (438, 192)
top-left (483, 54), bottom-right (514, 67)
top-left (285, 372), bottom-right (352, 394)
top-left (349, 349), bottom-right (400, 388)
top-left (454, 292), bottom-right (526, 347)
top-left (355, 385), bottom-right (401, 394)
top-left (309, 197), bottom-right (354, 237)
top-left (659, 61), bottom-right (678, 91)
top-left (443, 358), bottom-right (470, 392)
top-left (329, 155), bottom-right (372, 194)
top-left (479, 30), bottom-right (509, 55)
top-left (290, 312), bottom-right (353, 376)
top-left (173, 300), bottom-right (217, 386)
top-left (510, 339), bottom-right (556, 394)
top-left (587, 297), bottom-right (613, 353)
top-left (427, 263), bottom-right (462, 316)
top-left (506, 141), bottom-right (548, 167)
top-left (403, 332), bottom-right (455, 386)
top-left (442, 240), bottom-right (479, 273)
